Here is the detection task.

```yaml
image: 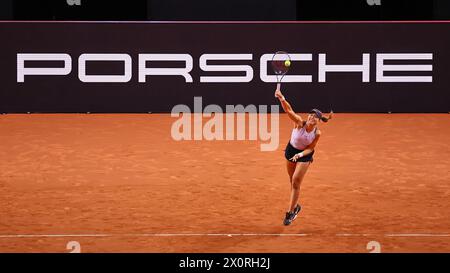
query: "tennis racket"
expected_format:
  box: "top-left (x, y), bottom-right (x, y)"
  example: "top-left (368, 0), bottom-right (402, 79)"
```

top-left (271, 51), bottom-right (291, 91)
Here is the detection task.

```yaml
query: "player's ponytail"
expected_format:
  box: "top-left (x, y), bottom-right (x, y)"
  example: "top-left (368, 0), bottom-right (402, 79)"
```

top-left (320, 111), bottom-right (333, 123)
top-left (310, 108), bottom-right (333, 123)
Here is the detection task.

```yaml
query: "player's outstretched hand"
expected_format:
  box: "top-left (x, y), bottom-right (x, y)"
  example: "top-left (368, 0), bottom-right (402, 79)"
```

top-left (290, 153), bottom-right (303, 162)
top-left (275, 89), bottom-right (283, 99)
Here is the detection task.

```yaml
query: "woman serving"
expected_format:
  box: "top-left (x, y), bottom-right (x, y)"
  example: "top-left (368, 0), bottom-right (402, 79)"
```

top-left (275, 88), bottom-right (333, 226)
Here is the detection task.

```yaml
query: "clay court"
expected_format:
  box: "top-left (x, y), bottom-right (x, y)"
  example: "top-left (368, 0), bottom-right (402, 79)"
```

top-left (0, 113), bottom-right (449, 253)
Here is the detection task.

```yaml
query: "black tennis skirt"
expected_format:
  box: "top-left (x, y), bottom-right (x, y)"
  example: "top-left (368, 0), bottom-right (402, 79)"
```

top-left (284, 141), bottom-right (314, 163)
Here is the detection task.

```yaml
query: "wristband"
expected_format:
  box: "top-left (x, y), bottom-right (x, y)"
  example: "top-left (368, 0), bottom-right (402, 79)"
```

top-left (298, 152), bottom-right (304, 158)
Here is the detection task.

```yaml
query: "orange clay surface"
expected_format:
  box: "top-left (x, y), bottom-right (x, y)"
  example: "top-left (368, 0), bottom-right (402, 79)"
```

top-left (0, 113), bottom-right (449, 253)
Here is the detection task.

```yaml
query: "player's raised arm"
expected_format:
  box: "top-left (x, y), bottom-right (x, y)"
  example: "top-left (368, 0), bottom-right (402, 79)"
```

top-left (274, 89), bottom-right (303, 124)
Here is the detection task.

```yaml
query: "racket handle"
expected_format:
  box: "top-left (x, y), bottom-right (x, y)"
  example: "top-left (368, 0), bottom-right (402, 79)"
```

top-left (276, 83), bottom-right (281, 91)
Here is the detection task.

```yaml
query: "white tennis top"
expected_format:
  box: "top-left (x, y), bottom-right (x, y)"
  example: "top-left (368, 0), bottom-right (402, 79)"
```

top-left (289, 125), bottom-right (317, 150)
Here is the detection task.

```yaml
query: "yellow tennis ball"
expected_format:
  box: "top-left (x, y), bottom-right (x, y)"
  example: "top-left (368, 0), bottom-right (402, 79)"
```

top-left (284, 60), bottom-right (291, 67)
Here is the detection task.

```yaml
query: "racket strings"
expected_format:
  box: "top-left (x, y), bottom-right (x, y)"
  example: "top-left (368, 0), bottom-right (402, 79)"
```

top-left (271, 51), bottom-right (291, 83)
top-left (271, 61), bottom-right (289, 75)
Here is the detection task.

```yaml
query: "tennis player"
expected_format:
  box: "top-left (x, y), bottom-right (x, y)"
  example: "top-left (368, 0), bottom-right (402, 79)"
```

top-left (275, 88), bottom-right (333, 226)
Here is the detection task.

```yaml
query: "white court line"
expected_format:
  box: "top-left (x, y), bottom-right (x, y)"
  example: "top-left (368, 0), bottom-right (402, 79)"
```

top-left (0, 233), bottom-right (310, 238)
top-left (0, 233), bottom-right (450, 238)
top-left (0, 234), bottom-right (111, 238)
top-left (337, 233), bottom-right (450, 237)
top-left (385, 234), bottom-right (450, 237)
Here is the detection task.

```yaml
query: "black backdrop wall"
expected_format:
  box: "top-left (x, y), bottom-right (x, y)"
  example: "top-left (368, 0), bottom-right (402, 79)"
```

top-left (148, 0), bottom-right (296, 21)
top-left (2, 0), bottom-right (450, 21)
top-left (1, 22), bottom-right (448, 113)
